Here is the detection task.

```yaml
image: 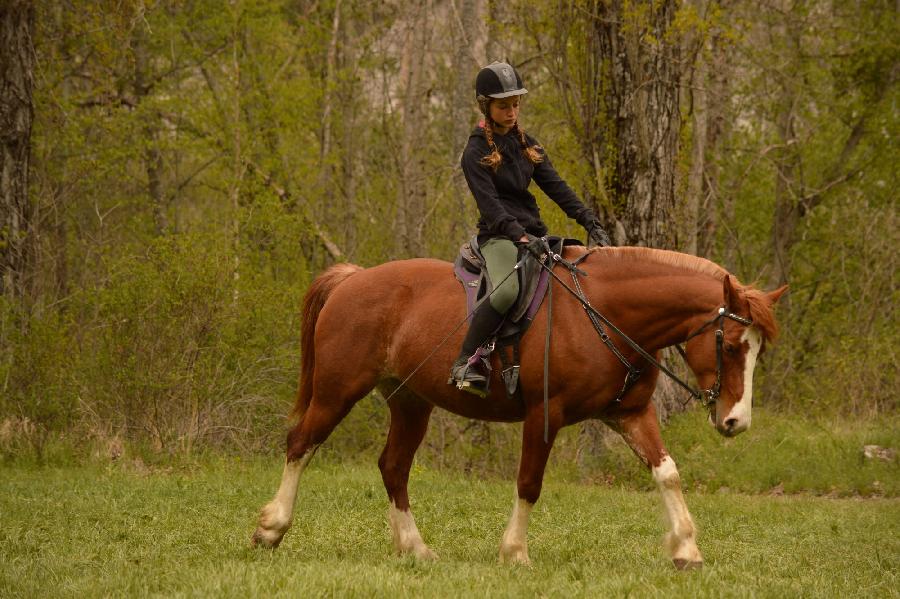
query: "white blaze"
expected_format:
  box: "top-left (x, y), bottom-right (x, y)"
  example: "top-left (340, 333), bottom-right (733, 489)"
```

top-left (726, 327), bottom-right (761, 431)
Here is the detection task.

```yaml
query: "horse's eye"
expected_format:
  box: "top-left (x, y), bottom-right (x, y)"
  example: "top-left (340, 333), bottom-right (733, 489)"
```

top-left (724, 343), bottom-right (738, 354)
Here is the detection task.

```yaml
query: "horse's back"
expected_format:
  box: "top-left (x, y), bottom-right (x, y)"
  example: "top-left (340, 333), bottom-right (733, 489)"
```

top-left (315, 257), bottom-right (464, 363)
top-left (324, 258), bottom-right (457, 311)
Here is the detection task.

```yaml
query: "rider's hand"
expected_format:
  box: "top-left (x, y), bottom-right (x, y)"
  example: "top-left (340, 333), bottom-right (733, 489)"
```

top-left (587, 222), bottom-right (612, 247)
top-left (520, 233), bottom-right (546, 257)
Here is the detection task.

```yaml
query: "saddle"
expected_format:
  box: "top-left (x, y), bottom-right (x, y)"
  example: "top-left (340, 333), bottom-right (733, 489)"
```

top-left (452, 235), bottom-right (581, 398)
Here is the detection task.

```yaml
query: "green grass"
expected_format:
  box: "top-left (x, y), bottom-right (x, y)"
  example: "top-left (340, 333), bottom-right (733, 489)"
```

top-left (1, 459), bottom-right (898, 597)
top-left (558, 408), bottom-right (900, 497)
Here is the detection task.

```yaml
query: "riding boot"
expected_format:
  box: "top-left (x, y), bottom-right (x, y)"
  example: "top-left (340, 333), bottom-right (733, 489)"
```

top-left (450, 303), bottom-right (506, 393)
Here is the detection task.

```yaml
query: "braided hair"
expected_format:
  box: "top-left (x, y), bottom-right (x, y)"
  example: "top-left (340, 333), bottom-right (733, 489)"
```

top-left (479, 117), bottom-right (504, 172)
top-left (478, 111), bottom-right (544, 173)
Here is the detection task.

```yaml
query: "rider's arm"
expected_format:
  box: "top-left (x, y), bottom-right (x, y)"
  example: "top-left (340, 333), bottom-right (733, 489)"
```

top-left (531, 146), bottom-right (597, 230)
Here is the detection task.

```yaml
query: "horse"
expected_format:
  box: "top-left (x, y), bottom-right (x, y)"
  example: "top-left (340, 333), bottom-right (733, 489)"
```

top-left (250, 245), bottom-right (787, 569)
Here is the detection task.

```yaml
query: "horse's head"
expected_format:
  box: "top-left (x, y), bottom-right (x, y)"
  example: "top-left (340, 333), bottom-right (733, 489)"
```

top-left (684, 275), bottom-right (787, 437)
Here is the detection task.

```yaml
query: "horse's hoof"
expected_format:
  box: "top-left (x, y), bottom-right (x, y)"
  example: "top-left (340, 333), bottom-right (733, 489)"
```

top-left (499, 547), bottom-right (531, 566)
top-left (673, 558), bottom-right (703, 571)
top-left (251, 528), bottom-right (283, 549)
top-left (413, 546), bottom-right (438, 561)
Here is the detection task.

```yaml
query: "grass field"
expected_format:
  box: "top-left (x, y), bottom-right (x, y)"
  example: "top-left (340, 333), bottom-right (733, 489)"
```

top-left (2, 457), bottom-right (898, 598)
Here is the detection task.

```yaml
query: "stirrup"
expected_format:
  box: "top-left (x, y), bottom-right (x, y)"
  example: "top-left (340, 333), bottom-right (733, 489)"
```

top-left (448, 360), bottom-right (488, 397)
top-left (451, 379), bottom-right (488, 398)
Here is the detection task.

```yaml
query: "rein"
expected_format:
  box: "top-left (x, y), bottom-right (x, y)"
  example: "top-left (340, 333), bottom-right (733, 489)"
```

top-left (383, 241), bottom-right (753, 445)
top-left (536, 241), bottom-right (753, 411)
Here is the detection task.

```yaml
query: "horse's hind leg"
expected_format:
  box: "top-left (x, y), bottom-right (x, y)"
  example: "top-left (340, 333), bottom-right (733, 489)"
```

top-left (608, 404), bottom-right (703, 570)
top-left (377, 388), bottom-right (436, 559)
top-left (252, 372), bottom-right (376, 549)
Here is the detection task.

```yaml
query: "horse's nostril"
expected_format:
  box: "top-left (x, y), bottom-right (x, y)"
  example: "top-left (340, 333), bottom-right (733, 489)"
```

top-left (724, 417), bottom-right (738, 429)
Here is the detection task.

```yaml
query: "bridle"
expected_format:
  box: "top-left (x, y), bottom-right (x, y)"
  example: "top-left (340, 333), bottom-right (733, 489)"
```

top-left (675, 307), bottom-right (754, 410)
top-left (379, 241), bottom-right (757, 447)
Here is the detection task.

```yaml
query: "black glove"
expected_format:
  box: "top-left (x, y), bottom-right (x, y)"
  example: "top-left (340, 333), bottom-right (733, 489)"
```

top-left (587, 223), bottom-right (612, 247)
top-left (521, 233), bottom-right (546, 257)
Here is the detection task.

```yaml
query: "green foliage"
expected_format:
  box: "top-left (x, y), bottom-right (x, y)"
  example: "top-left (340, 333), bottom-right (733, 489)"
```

top-left (0, 300), bottom-right (76, 460)
top-left (1, 230), bottom-right (306, 459)
top-left (3, 0), bottom-right (895, 462)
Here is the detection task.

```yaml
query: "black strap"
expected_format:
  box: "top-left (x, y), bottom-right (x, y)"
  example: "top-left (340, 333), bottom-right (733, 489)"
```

top-left (543, 261), bottom-right (552, 443)
top-left (534, 255), bottom-right (707, 403)
top-left (569, 269), bottom-right (643, 401)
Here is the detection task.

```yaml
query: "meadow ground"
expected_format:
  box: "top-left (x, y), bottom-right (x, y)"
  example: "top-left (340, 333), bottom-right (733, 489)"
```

top-left (1, 453), bottom-right (898, 598)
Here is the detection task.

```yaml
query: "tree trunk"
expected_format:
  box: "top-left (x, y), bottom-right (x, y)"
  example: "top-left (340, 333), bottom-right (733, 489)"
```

top-left (449, 0), bottom-right (488, 242)
top-left (338, 0), bottom-right (357, 257)
top-left (131, 21), bottom-right (168, 236)
top-left (0, 1), bottom-right (35, 299)
top-left (316, 0), bottom-right (341, 211)
top-left (593, 0), bottom-right (688, 419)
top-left (595, 0), bottom-right (683, 249)
top-left (395, 0), bottom-right (430, 257)
top-left (229, 8), bottom-right (245, 305)
top-left (703, 20), bottom-right (734, 264)
top-left (683, 10), bottom-right (708, 257)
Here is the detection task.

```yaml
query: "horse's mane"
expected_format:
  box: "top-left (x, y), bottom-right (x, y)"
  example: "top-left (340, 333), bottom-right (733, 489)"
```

top-left (590, 246), bottom-right (779, 342)
top-left (596, 246), bottom-right (728, 279)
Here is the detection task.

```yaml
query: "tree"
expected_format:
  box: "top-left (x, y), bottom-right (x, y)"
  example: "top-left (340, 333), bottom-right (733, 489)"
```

top-left (590, 1), bottom-right (704, 418)
top-left (0, 0), bottom-right (35, 300)
top-left (395, 0), bottom-right (432, 257)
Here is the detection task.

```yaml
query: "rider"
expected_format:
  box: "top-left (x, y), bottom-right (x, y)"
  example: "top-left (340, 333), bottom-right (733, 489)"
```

top-left (449, 61), bottom-right (613, 393)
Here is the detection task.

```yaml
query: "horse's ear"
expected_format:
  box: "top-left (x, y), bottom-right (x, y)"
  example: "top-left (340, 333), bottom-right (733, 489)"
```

top-left (723, 274), bottom-right (740, 309)
top-left (767, 285), bottom-right (788, 305)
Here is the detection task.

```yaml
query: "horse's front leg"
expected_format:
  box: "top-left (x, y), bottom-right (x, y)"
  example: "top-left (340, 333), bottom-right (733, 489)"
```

top-left (610, 404), bottom-right (703, 570)
top-left (499, 404), bottom-right (560, 565)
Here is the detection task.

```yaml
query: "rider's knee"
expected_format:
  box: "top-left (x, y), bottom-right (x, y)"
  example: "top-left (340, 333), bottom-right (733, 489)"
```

top-left (489, 279), bottom-right (519, 314)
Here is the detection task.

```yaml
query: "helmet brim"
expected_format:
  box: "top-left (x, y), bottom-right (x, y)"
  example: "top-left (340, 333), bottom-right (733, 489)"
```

top-left (487, 88), bottom-right (528, 99)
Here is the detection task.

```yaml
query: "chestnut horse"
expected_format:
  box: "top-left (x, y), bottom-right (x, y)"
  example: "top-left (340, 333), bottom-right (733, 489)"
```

top-left (251, 246), bottom-right (786, 569)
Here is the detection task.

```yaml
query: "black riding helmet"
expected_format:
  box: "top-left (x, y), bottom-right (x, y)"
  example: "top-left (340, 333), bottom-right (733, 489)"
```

top-left (475, 61), bottom-right (527, 116)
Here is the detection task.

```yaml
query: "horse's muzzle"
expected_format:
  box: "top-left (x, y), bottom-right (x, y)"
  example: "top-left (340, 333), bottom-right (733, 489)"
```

top-left (716, 416), bottom-right (749, 437)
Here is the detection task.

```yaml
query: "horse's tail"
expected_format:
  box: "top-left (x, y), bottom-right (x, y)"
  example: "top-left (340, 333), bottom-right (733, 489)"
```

top-left (292, 263), bottom-right (364, 422)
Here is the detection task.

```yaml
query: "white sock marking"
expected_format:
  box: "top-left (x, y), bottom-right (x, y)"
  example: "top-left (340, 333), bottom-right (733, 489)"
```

top-left (388, 501), bottom-right (434, 559)
top-left (652, 456), bottom-right (702, 564)
top-left (258, 449), bottom-right (315, 540)
top-left (500, 497), bottom-right (532, 564)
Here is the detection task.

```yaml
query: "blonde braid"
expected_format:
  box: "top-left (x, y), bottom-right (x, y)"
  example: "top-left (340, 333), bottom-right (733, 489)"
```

top-left (479, 116), bottom-right (504, 172)
top-left (513, 123), bottom-right (544, 165)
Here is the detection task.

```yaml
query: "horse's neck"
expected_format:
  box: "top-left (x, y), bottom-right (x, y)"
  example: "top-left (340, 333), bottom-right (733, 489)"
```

top-left (583, 258), bottom-right (724, 352)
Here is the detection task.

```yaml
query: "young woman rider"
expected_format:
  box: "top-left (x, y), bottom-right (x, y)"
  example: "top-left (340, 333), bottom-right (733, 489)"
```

top-left (449, 61), bottom-right (613, 393)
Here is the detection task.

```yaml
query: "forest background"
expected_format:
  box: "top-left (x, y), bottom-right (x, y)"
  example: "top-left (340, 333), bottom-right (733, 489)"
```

top-left (1, 0), bottom-right (896, 472)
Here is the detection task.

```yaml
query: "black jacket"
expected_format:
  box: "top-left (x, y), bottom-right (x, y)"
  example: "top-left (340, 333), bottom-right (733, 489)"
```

top-left (461, 125), bottom-right (596, 242)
